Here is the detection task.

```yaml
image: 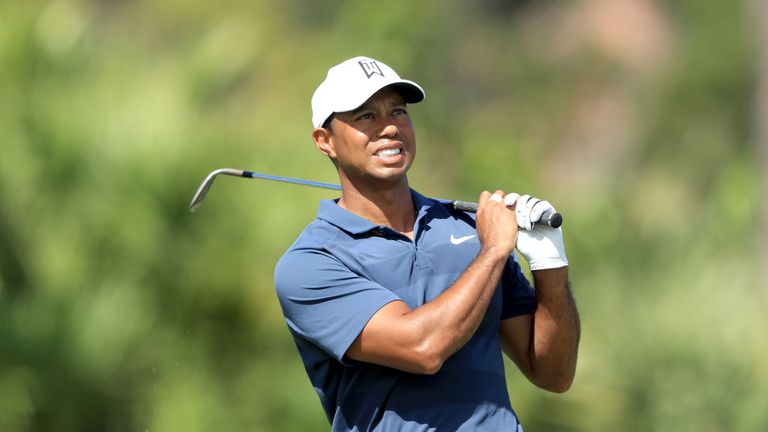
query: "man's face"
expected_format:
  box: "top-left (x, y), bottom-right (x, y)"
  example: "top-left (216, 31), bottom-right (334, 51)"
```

top-left (320, 87), bottom-right (416, 187)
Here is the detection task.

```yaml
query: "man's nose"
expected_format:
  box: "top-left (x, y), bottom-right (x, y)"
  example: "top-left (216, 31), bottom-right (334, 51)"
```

top-left (379, 122), bottom-right (399, 138)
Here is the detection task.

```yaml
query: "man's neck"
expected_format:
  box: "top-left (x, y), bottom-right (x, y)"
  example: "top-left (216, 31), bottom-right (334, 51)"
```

top-left (337, 177), bottom-right (416, 237)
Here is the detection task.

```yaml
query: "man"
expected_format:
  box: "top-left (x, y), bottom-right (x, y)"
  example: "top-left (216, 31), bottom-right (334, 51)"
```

top-left (275, 56), bottom-right (580, 431)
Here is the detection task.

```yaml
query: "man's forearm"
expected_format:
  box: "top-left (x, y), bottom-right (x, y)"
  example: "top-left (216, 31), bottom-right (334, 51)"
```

top-left (529, 267), bottom-right (580, 392)
top-left (347, 246), bottom-right (512, 374)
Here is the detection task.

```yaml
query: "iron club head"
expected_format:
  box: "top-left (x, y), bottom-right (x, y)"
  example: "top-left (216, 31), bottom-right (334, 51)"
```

top-left (189, 168), bottom-right (343, 212)
top-left (189, 168), bottom-right (245, 212)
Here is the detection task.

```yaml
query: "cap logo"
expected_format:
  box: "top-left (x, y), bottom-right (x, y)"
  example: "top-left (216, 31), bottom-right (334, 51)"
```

top-left (358, 60), bottom-right (384, 79)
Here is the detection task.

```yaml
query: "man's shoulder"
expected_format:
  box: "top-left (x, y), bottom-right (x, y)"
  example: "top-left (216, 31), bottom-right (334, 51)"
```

top-left (274, 218), bottom-right (340, 290)
top-left (281, 218), bottom-right (339, 257)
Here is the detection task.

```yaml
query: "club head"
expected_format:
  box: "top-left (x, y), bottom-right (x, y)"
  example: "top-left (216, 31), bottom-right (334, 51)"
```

top-left (189, 168), bottom-right (244, 212)
top-left (189, 177), bottom-right (215, 212)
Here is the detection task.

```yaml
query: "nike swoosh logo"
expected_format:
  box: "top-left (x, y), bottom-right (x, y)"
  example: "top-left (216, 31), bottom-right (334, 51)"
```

top-left (450, 234), bottom-right (476, 245)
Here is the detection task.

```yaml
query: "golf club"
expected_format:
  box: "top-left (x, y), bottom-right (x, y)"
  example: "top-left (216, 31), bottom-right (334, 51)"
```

top-left (189, 168), bottom-right (563, 228)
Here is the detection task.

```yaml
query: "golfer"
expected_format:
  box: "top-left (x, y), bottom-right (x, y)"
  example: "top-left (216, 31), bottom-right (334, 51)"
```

top-left (275, 56), bottom-right (580, 431)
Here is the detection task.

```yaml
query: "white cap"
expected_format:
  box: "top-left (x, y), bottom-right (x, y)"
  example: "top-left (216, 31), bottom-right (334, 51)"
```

top-left (311, 56), bottom-right (425, 128)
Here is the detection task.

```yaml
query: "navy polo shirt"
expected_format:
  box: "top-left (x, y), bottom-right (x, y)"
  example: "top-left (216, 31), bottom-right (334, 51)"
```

top-left (275, 190), bottom-right (536, 431)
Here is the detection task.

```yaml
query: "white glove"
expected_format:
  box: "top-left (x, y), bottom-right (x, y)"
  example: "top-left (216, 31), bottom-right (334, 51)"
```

top-left (503, 193), bottom-right (553, 230)
top-left (504, 193), bottom-right (568, 270)
top-left (517, 226), bottom-right (568, 270)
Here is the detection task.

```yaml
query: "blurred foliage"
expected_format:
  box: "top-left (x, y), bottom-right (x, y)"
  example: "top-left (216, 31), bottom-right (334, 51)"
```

top-left (1, 0), bottom-right (766, 431)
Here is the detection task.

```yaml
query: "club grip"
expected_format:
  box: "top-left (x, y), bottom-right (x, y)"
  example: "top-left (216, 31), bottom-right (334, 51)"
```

top-left (538, 210), bottom-right (563, 229)
top-left (451, 200), bottom-right (563, 229)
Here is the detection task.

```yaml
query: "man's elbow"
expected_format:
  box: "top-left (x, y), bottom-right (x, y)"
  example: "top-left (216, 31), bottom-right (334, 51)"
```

top-left (410, 350), bottom-right (446, 375)
top-left (411, 357), bottom-right (444, 375)
top-left (542, 376), bottom-right (574, 393)
top-left (409, 339), bottom-right (450, 375)
top-left (535, 370), bottom-right (575, 393)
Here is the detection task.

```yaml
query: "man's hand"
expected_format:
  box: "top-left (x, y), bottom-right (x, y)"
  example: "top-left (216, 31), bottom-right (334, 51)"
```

top-left (476, 190), bottom-right (520, 258)
top-left (504, 194), bottom-right (554, 231)
top-left (504, 193), bottom-right (568, 271)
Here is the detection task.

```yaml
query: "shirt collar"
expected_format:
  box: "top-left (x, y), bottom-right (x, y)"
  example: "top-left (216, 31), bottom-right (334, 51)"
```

top-left (316, 189), bottom-right (437, 236)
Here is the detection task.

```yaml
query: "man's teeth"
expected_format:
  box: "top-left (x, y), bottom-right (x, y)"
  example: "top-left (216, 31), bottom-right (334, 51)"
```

top-left (376, 148), bottom-right (401, 157)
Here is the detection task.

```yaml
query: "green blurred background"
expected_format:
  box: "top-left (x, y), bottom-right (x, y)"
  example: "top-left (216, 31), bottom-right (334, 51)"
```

top-left (1, 0), bottom-right (767, 430)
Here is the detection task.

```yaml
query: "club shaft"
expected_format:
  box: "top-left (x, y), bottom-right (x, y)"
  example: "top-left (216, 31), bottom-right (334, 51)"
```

top-left (243, 171), bottom-right (341, 191)
top-left (190, 169), bottom-right (563, 228)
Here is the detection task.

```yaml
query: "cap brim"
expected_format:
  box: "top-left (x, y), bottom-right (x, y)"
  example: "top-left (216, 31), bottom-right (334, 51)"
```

top-left (390, 81), bottom-right (425, 104)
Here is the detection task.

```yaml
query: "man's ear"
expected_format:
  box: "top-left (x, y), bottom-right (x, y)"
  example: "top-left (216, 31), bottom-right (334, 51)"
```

top-left (312, 128), bottom-right (336, 159)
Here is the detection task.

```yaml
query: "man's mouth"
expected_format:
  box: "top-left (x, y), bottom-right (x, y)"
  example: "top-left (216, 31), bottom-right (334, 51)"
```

top-left (375, 148), bottom-right (402, 157)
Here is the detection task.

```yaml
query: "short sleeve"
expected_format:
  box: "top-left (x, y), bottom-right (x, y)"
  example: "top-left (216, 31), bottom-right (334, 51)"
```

top-left (500, 254), bottom-right (537, 320)
top-left (275, 248), bottom-right (401, 364)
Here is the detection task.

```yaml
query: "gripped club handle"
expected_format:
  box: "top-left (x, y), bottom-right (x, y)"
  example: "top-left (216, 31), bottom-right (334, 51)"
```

top-left (451, 200), bottom-right (563, 229)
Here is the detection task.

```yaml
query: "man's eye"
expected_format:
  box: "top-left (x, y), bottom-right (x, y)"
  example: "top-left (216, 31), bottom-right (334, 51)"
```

top-left (393, 108), bottom-right (408, 116)
top-left (358, 113), bottom-right (374, 120)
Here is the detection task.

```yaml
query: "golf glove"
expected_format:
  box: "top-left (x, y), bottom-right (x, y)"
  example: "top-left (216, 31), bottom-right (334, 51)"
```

top-left (505, 193), bottom-right (569, 270)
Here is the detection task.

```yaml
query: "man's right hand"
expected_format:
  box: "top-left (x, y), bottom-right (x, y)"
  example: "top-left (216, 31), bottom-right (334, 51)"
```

top-left (475, 190), bottom-right (519, 258)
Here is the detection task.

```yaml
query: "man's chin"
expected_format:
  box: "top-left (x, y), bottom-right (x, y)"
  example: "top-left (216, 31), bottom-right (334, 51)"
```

top-left (355, 169), bottom-right (408, 189)
top-left (372, 164), bottom-right (412, 181)
top-left (377, 157), bottom-right (413, 175)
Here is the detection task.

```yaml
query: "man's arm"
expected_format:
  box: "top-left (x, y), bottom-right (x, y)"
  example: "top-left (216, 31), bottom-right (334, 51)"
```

top-left (345, 190), bottom-right (518, 374)
top-left (500, 266), bottom-right (580, 393)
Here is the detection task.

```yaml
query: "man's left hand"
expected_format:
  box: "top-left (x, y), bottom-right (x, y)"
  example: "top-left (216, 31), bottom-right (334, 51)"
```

top-left (504, 193), bottom-right (569, 271)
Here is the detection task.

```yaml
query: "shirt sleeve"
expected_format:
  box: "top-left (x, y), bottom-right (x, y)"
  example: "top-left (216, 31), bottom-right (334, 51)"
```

top-left (274, 247), bottom-right (401, 364)
top-left (500, 254), bottom-right (537, 319)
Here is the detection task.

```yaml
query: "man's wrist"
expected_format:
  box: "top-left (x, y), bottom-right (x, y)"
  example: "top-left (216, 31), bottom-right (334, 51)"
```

top-left (528, 258), bottom-right (569, 271)
top-left (478, 245), bottom-right (513, 264)
top-left (531, 266), bottom-right (569, 290)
